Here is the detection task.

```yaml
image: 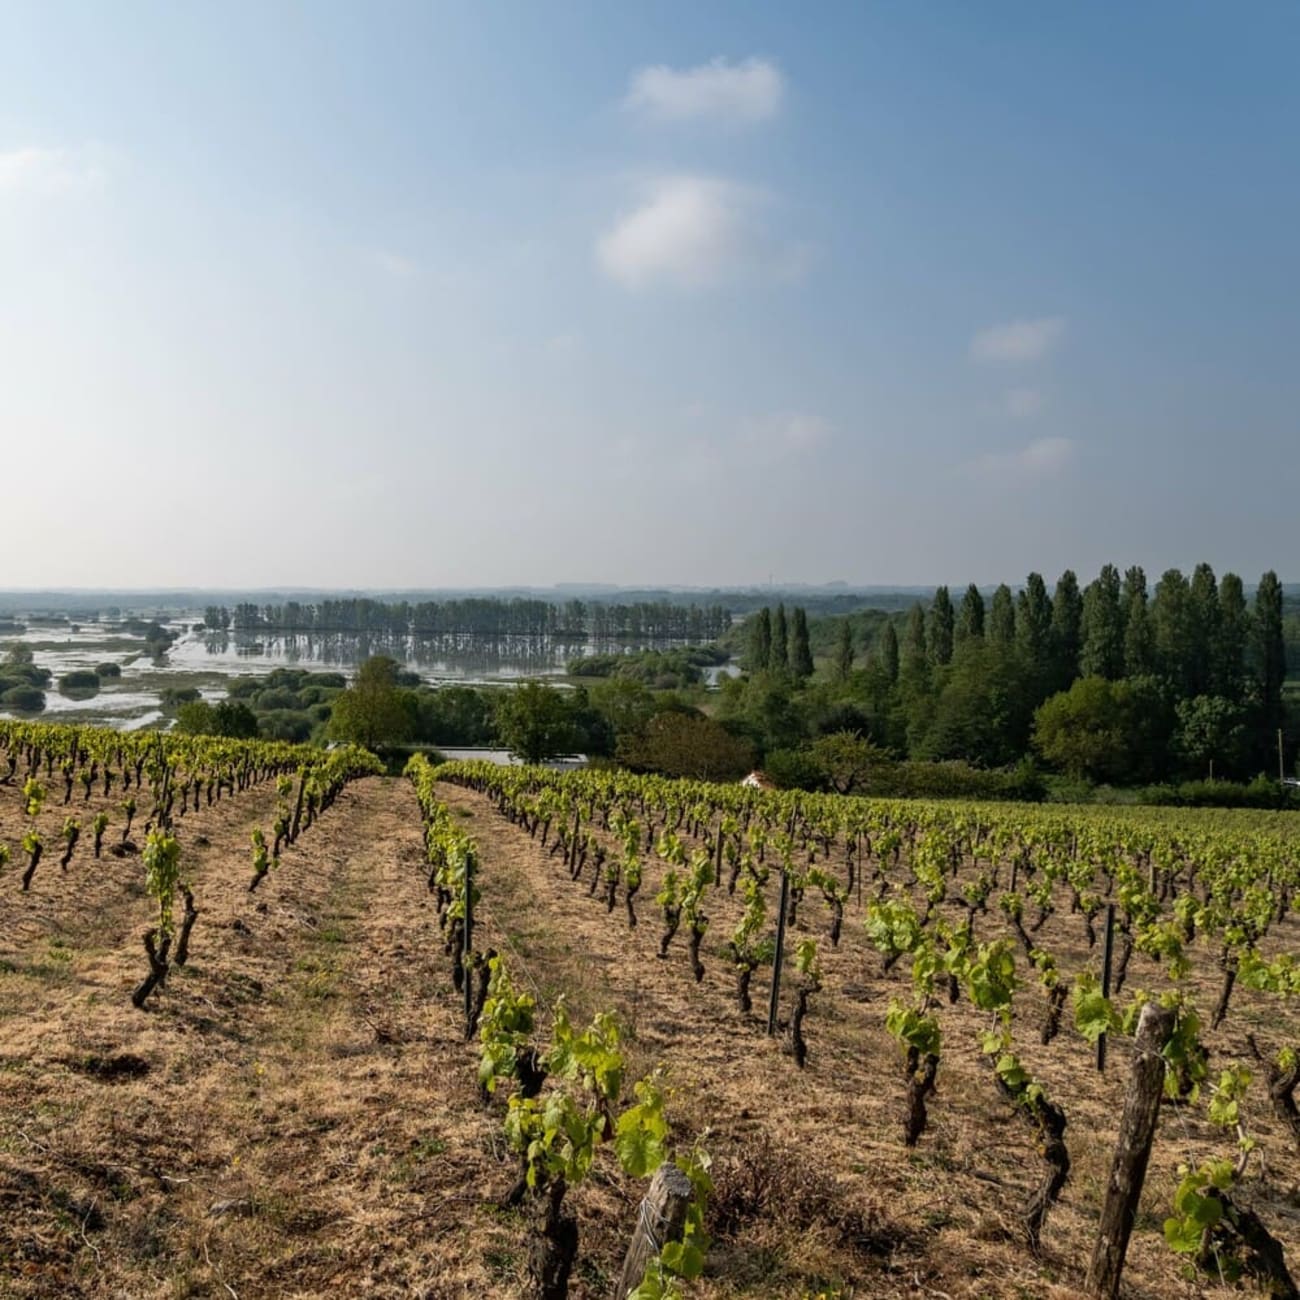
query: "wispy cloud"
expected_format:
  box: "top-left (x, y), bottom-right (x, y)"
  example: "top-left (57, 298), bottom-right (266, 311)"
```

top-left (970, 316), bottom-right (1065, 363)
top-left (1004, 387), bottom-right (1044, 418)
top-left (0, 146), bottom-right (104, 196)
top-left (369, 249), bottom-right (419, 277)
top-left (740, 411), bottom-right (830, 456)
top-left (973, 436), bottom-right (1076, 480)
top-left (624, 56), bottom-right (784, 125)
top-left (596, 174), bottom-right (804, 290)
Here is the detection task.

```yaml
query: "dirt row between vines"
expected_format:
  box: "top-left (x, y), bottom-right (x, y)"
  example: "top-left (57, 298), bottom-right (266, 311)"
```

top-left (436, 779), bottom-right (1300, 1300)
top-left (0, 775), bottom-right (530, 1298)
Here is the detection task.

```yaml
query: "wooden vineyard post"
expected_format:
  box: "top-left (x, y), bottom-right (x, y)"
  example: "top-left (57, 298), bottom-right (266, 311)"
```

top-left (1085, 1001), bottom-right (1175, 1299)
top-left (1097, 902), bottom-right (1115, 1072)
top-left (613, 1161), bottom-right (693, 1300)
top-left (767, 869), bottom-right (791, 1036)
top-left (463, 849), bottom-right (474, 1037)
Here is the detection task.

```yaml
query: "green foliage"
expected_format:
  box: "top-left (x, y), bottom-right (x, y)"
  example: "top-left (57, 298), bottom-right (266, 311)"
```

top-left (328, 655), bottom-right (413, 750)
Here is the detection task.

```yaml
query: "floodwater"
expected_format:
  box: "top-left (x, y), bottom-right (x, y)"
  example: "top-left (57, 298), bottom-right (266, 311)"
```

top-left (0, 613), bottom-right (733, 731)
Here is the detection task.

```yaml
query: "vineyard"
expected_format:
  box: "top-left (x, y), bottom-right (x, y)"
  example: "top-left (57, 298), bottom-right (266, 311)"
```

top-left (2, 723), bottom-right (1299, 1298)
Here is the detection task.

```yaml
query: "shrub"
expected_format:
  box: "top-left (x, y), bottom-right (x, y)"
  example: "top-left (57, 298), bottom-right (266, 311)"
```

top-left (160, 686), bottom-right (201, 707)
top-left (58, 670), bottom-right (101, 694)
top-left (96, 662), bottom-right (122, 678)
top-left (258, 710), bottom-right (313, 743)
top-left (1, 685), bottom-right (46, 712)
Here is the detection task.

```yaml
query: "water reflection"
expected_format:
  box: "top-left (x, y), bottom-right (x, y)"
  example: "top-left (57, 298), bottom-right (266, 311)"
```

top-left (179, 630), bottom-right (695, 679)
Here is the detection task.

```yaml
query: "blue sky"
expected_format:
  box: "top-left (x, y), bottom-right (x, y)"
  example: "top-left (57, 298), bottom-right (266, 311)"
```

top-left (2, 2), bottom-right (1296, 588)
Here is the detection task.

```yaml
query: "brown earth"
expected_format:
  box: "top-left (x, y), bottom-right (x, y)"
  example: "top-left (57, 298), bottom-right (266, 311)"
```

top-left (0, 771), bottom-right (1297, 1299)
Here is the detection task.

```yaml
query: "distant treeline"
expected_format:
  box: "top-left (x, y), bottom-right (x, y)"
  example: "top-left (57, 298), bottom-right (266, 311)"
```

top-left (210, 598), bottom-right (731, 642)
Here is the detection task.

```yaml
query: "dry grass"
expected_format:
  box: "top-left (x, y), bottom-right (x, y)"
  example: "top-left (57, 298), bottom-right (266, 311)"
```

top-left (0, 770), bottom-right (1296, 1299)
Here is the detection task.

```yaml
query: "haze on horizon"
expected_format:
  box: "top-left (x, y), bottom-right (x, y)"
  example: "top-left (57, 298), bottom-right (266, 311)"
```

top-left (3, 3), bottom-right (1297, 592)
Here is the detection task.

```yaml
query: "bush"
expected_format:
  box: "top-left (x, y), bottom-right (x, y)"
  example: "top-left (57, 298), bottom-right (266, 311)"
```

top-left (255, 687), bottom-right (302, 712)
top-left (763, 748), bottom-right (824, 791)
top-left (258, 710), bottom-right (313, 743)
top-left (96, 662), bottom-right (122, 678)
top-left (160, 686), bottom-right (201, 707)
top-left (58, 670), bottom-right (101, 694)
top-left (1, 685), bottom-right (46, 712)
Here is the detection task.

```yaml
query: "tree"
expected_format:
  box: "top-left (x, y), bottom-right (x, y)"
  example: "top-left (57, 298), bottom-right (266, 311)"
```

top-left (808, 731), bottom-right (891, 795)
top-left (1050, 570), bottom-right (1083, 689)
top-left (1253, 570), bottom-right (1286, 740)
top-left (791, 607), bottom-right (814, 680)
top-left (927, 587), bottom-right (954, 667)
top-left (956, 584), bottom-right (985, 646)
top-left (1214, 572), bottom-right (1248, 700)
top-left (328, 655), bottom-right (412, 749)
top-left (1188, 563), bottom-right (1220, 697)
top-left (1032, 677), bottom-right (1134, 784)
top-left (1123, 566), bottom-right (1155, 677)
top-left (1080, 564), bottom-right (1124, 680)
top-left (1152, 569), bottom-right (1194, 693)
top-left (903, 603), bottom-right (928, 676)
top-left (772, 604), bottom-right (790, 673)
top-left (989, 584), bottom-right (1016, 645)
top-left (1175, 695), bottom-right (1247, 778)
top-left (1016, 573), bottom-right (1054, 667)
top-left (834, 620), bottom-right (855, 681)
top-left (878, 621), bottom-right (900, 684)
top-left (616, 712), bottom-right (754, 781)
top-left (915, 640), bottom-right (1033, 768)
top-left (749, 608), bottom-right (772, 672)
top-left (495, 680), bottom-right (577, 765)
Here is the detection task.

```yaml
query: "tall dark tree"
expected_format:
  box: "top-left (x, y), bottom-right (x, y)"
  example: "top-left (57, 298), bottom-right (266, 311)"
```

top-left (1016, 573), bottom-right (1054, 666)
top-left (772, 603), bottom-right (790, 673)
top-left (834, 619), bottom-right (855, 681)
top-left (1050, 570), bottom-right (1084, 688)
top-left (750, 608), bottom-right (772, 672)
top-left (1151, 569), bottom-right (1194, 693)
top-left (1253, 570), bottom-right (1286, 741)
top-left (956, 583), bottom-right (985, 645)
top-left (1188, 563), bottom-right (1220, 698)
top-left (903, 603), bottom-right (928, 676)
top-left (1214, 572), bottom-right (1248, 700)
top-left (878, 621), bottom-right (900, 684)
top-left (791, 607), bottom-right (814, 680)
top-left (927, 586), bottom-right (955, 667)
top-left (1123, 566), bottom-right (1155, 677)
top-left (1080, 564), bottom-right (1125, 679)
top-left (989, 584), bottom-right (1016, 645)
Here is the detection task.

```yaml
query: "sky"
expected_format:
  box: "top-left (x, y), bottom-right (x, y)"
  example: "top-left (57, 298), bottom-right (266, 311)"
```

top-left (2, 2), bottom-right (1297, 590)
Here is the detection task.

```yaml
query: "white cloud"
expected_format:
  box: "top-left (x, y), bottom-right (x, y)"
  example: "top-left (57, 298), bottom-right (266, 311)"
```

top-left (596, 174), bottom-right (802, 290)
top-left (974, 436), bottom-right (1076, 480)
top-left (370, 249), bottom-right (419, 277)
top-left (0, 146), bottom-right (104, 196)
top-left (1004, 387), bottom-right (1044, 418)
top-left (624, 57), bottom-right (784, 125)
top-left (970, 316), bottom-right (1065, 363)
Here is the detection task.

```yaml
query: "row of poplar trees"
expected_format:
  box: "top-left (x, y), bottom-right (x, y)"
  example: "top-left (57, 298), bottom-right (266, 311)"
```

top-left (864, 565), bottom-right (1288, 776)
top-left (748, 604), bottom-right (815, 680)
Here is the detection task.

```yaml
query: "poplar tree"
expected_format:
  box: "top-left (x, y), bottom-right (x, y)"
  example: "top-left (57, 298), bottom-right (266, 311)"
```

top-left (989, 584), bottom-right (1016, 645)
top-left (878, 621), bottom-right (900, 684)
top-left (1050, 570), bottom-right (1083, 688)
top-left (1253, 570), bottom-right (1286, 740)
top-left (750, 608), bottom-right (772, 672)
top-left (1188, 563), bottom-right (1220, 697)
top-left (1152, 569), bottom-right (1194, 693)
top-left (772, 603), bottom-right (790, 673)
top-left (791, 608), bottom-right (814, 680)
top-left (927, 586), bottom-right (955, 666)
top-left (903, 603), bottom-right (928, 675)
top-left (1080, 564), bottom-right (1124, 679)
top-left (834, 619), bottom-right (855, 681)
top-left (1215, 572), bottom-right (1248, 699)
top-left (1016, 573), bottom-right (1054, 667)
top-left (956, 583), bottom-right (985, 645)
top-left (1123, 566), bottom-right (1155, 676)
